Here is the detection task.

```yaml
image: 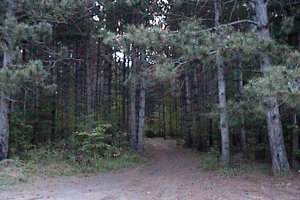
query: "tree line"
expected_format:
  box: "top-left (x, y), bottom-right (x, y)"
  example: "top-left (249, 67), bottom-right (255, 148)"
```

top-left (0, 0), bottom-right (300, 174)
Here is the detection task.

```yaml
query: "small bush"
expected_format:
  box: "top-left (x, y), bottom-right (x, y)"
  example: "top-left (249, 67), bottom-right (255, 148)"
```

top-left (199, 147), bottom-right (220, 171)
top-left (74, 123), bottom-right (126, 159)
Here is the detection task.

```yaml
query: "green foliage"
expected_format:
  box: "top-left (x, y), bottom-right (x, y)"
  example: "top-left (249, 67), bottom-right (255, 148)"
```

top-left (0, 60), bottom-right (48, 95)
top-left (199, 147), bottom-right (220, 171)
top-left (1, 18), bottom-right (52, 48)
top-left (154, 59), bottom-right (177, 81)
top-left (280, 16), bottom-right (295, 35)
top-left (243, 65), bottom-right (300, 111)
top-left (9, 113), bottom-right (33, 155)
top-left (12, 144), bottom-right (144, 178)
top-left (75, 123), bottom-right (126, 158)
top-left (199, 148), bottom-right (269, 176)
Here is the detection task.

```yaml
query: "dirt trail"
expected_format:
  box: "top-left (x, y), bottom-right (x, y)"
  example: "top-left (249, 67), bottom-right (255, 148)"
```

top-left (0, 138), bottom-right (299, 200)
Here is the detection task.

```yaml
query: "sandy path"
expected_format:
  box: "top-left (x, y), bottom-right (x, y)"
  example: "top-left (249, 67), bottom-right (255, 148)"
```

top-left (0, 138), bottom-right (299, 200)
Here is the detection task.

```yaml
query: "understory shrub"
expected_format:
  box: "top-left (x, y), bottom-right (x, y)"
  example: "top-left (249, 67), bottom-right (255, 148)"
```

top-left (199, 147), bottom-right (269, 176)
top-left (1, 123), bottom-right (144, 186)
top-left (200, 147), bottom-right (220, 171)
top-left (74, 123), bottom-right (128, 159)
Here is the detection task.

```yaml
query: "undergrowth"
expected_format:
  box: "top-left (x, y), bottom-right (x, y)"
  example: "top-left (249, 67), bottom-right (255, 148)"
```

top-left (1, 123), bottom-right (144, 187)
top-left (22, 146), bottom-right (144, 176)
top-left (199, 147), bottom-right (269, 177)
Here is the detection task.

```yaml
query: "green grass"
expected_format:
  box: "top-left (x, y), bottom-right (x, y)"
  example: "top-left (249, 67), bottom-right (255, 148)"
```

top-left (85, 150), bottom-right (145, 172)
top-left (25, 147), bottom-right (144, 175)
top-left (0, 159), bottom-right (27, 187)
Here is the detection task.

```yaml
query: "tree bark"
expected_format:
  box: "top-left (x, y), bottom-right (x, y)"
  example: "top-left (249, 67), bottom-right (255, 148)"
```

top-left (0, 0), bottom-right (14, 161)
top-left (238, 68), bottom-right (247, 152)
top-left (215, 0), bottom-right (230, 167)
top-left (129, 63), bottom-right (137, 149)
top-left (103, 60), bottom-right (112, 120)
top-left (122, 55), bottom-right (127, 131)
top-left (162, 84), bottom-right (166, 138)
top-left (86, 61), bottom-right (93, 117)
top-left (193, 68), bottom-right (203, 150)
top-left (137, 79), bottom-right (146, 152)
top-left (183, 69), bottom-right (192, 148)
top-left (251, 0), bottom-right (290, 174)
top-left (0, 95), bottom-right (9, 160)
top-left (292, 113), bottom-right (299, 170)
top-left (169, 81), bottom-right (173, 138)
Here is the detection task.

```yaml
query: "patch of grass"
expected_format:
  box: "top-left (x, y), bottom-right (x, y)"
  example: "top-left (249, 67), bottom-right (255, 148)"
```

top-left (83, 149), bottom-right (145, 173)
top-left (21, 147), bottom-right (81, 177)
top-left (219, 162), bottom-right (269, 177)
top-left (21, 147), bottom-right (144, 176)
top-left (199, 149), bottom-right (269, 177)
top-left (0, 147), bottom-right (144, 187)
top-left (0, 159), bottom-right (27, 187)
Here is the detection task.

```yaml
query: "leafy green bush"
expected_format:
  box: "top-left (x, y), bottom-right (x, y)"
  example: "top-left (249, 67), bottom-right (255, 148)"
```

top-left (74, 123), bottom-right (128, 159)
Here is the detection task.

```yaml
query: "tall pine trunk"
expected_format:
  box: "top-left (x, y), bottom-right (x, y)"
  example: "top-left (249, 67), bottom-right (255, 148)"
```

top-left (129, 64), bottom-right (137, 149)
top-left (183, 69), bottom-right (192, 147)
top-left (137, 79), bottom-right (146, 152)
top-left (251, 0), bottom-right (290, 174)
top-left (238, 68), bottom-right (247, 151)
top-left (162, 84), bottom-right (166, 138)
top-left (0, 0), bottom-right (14, 161)
top-left (0, 95), bottom-right (9, 160)
top-left (215, 0), bottom-right (230, 167)
top-left (292, 113), bottom-right (299, 170)
top-left (193, 69), bottom-right (203, 150)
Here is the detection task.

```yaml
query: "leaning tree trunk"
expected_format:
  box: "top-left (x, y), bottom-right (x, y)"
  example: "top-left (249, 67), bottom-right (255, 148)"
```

top-left (215, 0), bottom-right (230, 167)
top-left (137, 79), bottom-right (146, 152)
top-left (251, 0), bottom-right (290, 174)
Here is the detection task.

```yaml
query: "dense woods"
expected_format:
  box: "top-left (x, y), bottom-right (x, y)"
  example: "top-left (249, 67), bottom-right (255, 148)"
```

top-left (1, 0), bottom-right (300, 176)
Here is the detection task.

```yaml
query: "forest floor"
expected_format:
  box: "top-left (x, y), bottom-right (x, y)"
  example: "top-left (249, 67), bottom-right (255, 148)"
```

top-left (0, 138), bottom-right (300, 200)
